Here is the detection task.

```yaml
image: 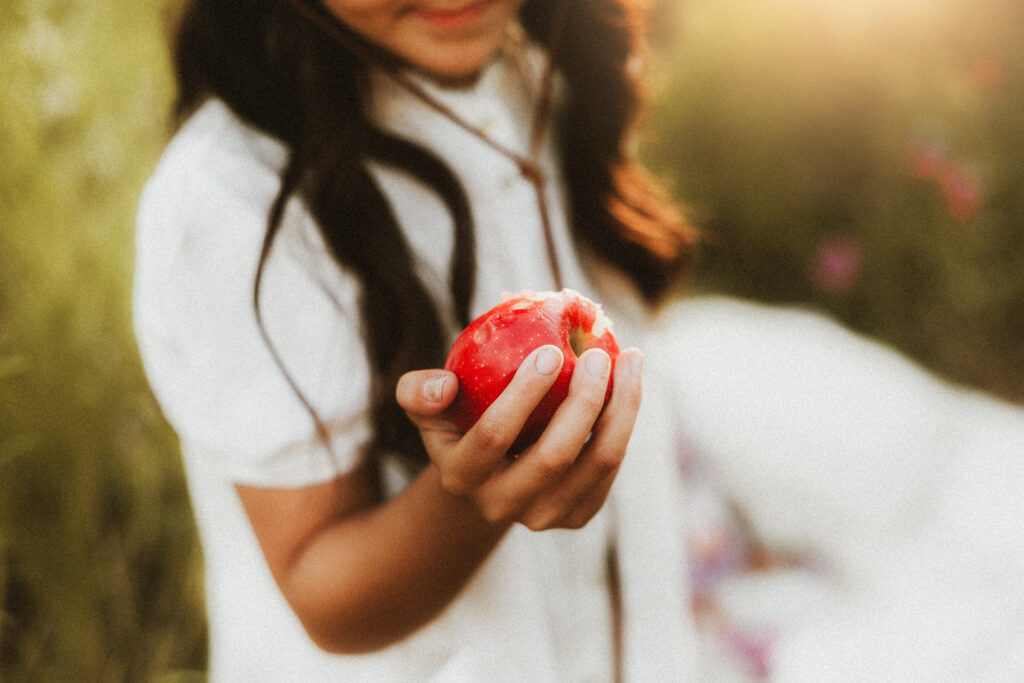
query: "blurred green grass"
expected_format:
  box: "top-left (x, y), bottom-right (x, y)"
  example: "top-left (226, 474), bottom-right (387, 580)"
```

top-left (1, 1), bottom-right (205, 680)
top-left (1, 0), bottom-right (1022, 680)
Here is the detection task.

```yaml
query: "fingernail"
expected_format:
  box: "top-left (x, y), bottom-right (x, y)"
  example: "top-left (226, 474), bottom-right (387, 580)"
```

top-left (535, 347), bottom-right (562, 375)
top-left (424, 374), bottom-right (448, 402)
top-left (585, 350), bottom-right (610, 377)
top-left (629, 350), bottom-right (644, 377)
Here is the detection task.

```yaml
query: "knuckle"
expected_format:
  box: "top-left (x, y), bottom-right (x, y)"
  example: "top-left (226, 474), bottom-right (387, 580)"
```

top-left (565, 497), bottom-right (603, 530)
top-left (571, 380), bottom-right (608, 412)
top-left (440, 469), bottom-right (472, 497)
top-left (560, 513), bottom-right (589, 530)
top-left (473, 417), bottom-right (512, 452)
top-left (533, 453), bottom-right (573, 482)
top-left (522, 507), bottom-right (560, 532)
top-left (621, 383), bottom-right (642, 412)
top-left (591, 447), bottom-right (625, 476)
top-left (480, 499), bottom-right (516, 526)
top-left (522, 516), bottom-right (549, 532)
top-left (520, 367), bottom-right (553, 392)
top-left (578, 389), bottom-right (607, 412)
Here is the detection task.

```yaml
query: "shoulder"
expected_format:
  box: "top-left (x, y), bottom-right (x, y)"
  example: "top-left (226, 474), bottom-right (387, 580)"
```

top-left (168, 98), bottom-right (287, 176)
top-left (134, 99), bottom-right (318, 305)
top-left (139, 99), bottom-right (288, 230)
top-left (133, 97), bottom-right (359, 364)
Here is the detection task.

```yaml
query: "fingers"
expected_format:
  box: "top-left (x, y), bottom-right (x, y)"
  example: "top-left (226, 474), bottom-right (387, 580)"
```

top-left (474, 347), bottom-right (614, 521)
top-left (517, 347), bottom-right (644, 530)
top-left (436, 345), bottom-right (565, 496)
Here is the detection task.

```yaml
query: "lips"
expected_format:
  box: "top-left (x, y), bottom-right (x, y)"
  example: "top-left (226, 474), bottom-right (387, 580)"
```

top-left (415, 1), bottom-right (496, 30)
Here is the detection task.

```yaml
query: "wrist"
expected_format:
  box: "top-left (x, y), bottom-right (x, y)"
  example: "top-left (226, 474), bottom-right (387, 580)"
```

top-left (423, 463), bottom-right (513, 539)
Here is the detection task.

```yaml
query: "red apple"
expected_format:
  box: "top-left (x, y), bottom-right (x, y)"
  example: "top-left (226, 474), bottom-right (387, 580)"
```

top-left (444, 289), bottom-right (619, 453)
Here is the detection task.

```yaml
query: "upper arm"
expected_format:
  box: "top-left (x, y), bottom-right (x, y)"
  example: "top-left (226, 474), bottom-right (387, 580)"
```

top-left (236, 462), bottom-right (381, 586)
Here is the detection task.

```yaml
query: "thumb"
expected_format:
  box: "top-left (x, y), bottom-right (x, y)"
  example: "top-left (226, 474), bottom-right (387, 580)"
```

top-left (396, 369), bottom-right (459, 419)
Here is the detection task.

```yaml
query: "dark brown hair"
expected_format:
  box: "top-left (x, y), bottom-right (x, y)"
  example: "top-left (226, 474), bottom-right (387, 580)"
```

top-left (172, 0), bottom-right (696, 471)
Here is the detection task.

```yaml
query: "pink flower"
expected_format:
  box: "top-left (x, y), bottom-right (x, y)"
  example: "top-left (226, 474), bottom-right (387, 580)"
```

top-left (809, 235), bottom-right (864, 293)
top-left (938, 163), bottom-right (982, 222)
top-left (905, 138), bottom-right (984, 222)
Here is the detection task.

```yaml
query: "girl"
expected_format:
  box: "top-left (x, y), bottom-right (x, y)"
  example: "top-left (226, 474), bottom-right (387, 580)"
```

top-left (135, 0), bottom-right (696, 679)
top-left (136, 0), bottom-right (1024, 680)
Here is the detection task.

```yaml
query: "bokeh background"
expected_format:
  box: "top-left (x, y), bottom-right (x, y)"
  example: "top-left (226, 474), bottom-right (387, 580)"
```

top-left (1, 0), bottom-right (1021, 679)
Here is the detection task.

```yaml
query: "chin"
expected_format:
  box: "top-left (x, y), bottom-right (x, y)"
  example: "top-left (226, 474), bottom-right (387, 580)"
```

top-left (404, 42), bottom-right (503, 86)
top-left (421, 64), bottom-right (490, 87)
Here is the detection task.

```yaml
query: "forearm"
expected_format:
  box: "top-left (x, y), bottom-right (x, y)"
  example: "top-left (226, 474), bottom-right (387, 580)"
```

top-left (281, 464), bottom-right (509, 654)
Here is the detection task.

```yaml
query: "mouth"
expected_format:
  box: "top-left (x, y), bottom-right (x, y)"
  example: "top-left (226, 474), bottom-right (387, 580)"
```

top-left (415, 1), bottom-right (497, 30)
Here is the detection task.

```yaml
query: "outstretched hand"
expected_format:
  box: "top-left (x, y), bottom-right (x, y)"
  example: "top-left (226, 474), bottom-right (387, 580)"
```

top-left (397, 345), bottom-right (644, 531)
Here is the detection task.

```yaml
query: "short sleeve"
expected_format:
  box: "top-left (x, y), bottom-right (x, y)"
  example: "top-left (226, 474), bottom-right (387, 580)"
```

top-left (133, 104), bottom-right (372, 487)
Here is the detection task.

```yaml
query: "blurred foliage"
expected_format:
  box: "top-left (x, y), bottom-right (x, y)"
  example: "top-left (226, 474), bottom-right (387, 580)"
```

top-left (0, 0), bottom-right (204, 680)
top-left (1, 0), bottom-right (1022, 680)
top-left (644, 0), bottom-right (1024, 402)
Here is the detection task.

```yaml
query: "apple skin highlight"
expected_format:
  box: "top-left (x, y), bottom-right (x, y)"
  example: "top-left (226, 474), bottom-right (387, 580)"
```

top-left (444, 289), bottom-right (620, 453)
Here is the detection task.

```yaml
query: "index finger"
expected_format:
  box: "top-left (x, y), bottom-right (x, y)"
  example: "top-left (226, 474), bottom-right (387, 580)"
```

top-left (438, 345), bottom-right (564, 495)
